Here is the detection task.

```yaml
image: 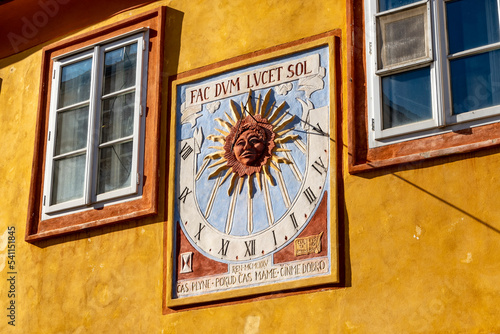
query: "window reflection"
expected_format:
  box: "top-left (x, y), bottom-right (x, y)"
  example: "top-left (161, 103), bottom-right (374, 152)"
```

top-left (51, 154), bottom-right (86, 204)
top-left (55, 106), bottom-right (89, 156)
top-left (446, 0), bottom-right (500, 54)
top-left (100, 92), bottom-right (135, 144)
top-left (97, 141), bottom-right (133, 194)
top-left (450, 50), bottom-right (500, 114)
top-left (382, 67), bottom-right (432, 129)
top-left (103, 43), bottom-right (138, 95)
top-left (58, 58), bottom-right (92, 109)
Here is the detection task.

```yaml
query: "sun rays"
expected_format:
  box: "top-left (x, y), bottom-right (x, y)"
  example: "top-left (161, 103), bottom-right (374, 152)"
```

top-left (204, 89), bottom-right (300, 199)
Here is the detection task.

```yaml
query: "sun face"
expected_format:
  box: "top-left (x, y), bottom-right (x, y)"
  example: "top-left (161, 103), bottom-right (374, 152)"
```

top-left (224, 114), bottom-right (275, 175)
top-left (204, 89), bottom-right (300, 197)
top-left (231, 124), bottom-right (267, 167)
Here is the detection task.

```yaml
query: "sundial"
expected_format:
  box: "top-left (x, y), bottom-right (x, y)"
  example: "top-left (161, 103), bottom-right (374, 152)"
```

top-left (167, 40), bottom-right (339, 306)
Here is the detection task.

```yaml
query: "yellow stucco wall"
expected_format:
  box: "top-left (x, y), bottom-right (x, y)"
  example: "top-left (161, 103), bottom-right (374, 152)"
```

top-left (0, 0), bottom-right (499, 333)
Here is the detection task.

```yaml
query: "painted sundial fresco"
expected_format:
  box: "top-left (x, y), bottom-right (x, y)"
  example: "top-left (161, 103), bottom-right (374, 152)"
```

top-left (168, 42), bottom-right (338, 306)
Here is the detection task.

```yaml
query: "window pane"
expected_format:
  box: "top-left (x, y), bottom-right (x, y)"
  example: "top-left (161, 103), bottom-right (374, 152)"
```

top-left (379, 0), bottom-right (420, 12)
top-left (98, 141), bottom-right (133, 194)
top-left (51, 154), bottom-right (86, 204)
top-left (382, 67), bottom-right (432, 129)
top-left (100, 92), bottom-right (135, 144)
top-left (450, 50), bottom-right (500, 114)
top-left (58, 58), bottom-right (92, 109)
top-left (377, 5), bottom-right (428, 70)
top-left (446, 0), bottom-right (500, 54)
top-left (55, 105), bottom-right (89, 156)
top-left (103, 43), bottom-right (138, 95)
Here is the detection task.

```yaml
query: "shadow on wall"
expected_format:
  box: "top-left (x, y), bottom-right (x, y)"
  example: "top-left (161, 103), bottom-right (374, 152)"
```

top-left (335, 34), bottom-right (352, 288)
top-left (351, 144), bottom-right (500, 236)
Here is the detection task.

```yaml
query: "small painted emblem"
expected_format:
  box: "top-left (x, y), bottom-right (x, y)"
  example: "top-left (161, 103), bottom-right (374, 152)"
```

top-left (294, 232), bottom-right (323, 256)
top-left (180, 252), bottom-right (193, 274)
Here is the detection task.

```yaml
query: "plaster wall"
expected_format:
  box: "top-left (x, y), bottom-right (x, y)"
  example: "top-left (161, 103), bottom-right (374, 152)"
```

top-left (0, 0), bottom-right (498, 333)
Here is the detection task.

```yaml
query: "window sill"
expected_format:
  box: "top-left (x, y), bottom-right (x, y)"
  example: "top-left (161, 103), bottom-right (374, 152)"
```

top-left (26, 196), bottom-right (157, 242)
top-left (349, 122), bottom-right (500, 173)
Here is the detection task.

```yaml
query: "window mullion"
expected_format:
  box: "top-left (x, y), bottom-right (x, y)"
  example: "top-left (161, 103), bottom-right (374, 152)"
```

top-left (448, 41), bottom-right (500, 59)
top-left (85, 46), bottom-right (101, 206)
top-left (497, 0), bottom-right (500, 30)
top-left (44, 61), bottom-right (62, 208)
top-left (132, 34), bottom-right (147, 194)
top-left (439, 0), bottom-right (454, 125)
top-left (432, 0), bottom-right (445, 127)
top-left (368, 0), bottom-right (379, 142)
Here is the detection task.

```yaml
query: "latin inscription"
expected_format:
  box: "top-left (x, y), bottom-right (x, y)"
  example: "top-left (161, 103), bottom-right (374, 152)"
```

top-left (185, 54), bottom-right (320, 107)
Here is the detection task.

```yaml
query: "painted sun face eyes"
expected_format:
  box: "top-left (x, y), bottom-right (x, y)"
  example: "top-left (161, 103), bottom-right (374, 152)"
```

top-left (236, 135), bottom-right (262, 148)
top-left (249, 136), bottom-right (263, 145)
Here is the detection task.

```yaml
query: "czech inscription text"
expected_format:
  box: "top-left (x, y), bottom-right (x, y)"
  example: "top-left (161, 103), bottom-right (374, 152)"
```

top-left (175, 256), bottom-right (328, 297)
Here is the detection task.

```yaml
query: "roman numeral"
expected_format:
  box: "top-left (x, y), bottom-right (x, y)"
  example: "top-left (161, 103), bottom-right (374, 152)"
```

top-left (303, 186), bottom-right (317, 204)
top-left (218, 239), bottom-right (230, 256)
top-left (178, 187), bottom-right (192, 204)
top-left (180, 142), bottom-right (194, 160)
top-left (312, 157), bottom-right (327, 175)
top-left (244, 240), bottom-right (256, 257)
top-left (194, 223), bottom-right (205, 241)
top-left (272, 230), bottom-right (277, 246)
top-left (312, 122), bottom-right (327, 136)
top-left (290, 212), bottom-right (298, 230)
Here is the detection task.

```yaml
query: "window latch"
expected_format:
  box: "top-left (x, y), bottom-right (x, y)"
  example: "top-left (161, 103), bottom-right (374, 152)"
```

top-left (371, 118), bottom-right (375, 131)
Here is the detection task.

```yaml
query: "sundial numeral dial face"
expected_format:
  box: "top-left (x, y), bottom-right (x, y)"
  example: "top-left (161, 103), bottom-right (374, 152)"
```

top-left (171, 44), bottom-right (336, 301)
top-left (177, 92), bottom-right (329, 262)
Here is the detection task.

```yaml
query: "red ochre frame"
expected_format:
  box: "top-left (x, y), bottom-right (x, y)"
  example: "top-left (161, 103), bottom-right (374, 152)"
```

top-left (25, 7), bottom-right (166, 241)
top-left (347, 0), bottom-right (500, 173)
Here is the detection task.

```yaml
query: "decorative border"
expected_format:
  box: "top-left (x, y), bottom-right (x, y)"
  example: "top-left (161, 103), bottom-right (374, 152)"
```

top-left (164, 31), bottom-right (341, 311)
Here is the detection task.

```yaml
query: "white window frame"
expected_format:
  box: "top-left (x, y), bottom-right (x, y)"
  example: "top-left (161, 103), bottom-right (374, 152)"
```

top-left (366, 0), bottom-right (500, 147)
top-left (42, 30), bottom-right (149, 218)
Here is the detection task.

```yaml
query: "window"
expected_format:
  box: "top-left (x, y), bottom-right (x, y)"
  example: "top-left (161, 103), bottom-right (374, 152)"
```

top-left (44, 32), bottom-right (146, 215)
top-left (365, 0), bottom-right (500, 147)
top-left (26, 8), bottom-right (164, 240)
